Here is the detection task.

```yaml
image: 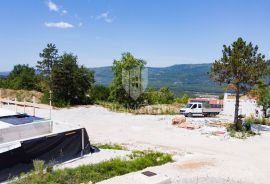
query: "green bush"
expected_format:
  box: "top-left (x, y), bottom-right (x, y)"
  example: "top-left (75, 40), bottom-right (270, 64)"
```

top-left (88, 85), bottom-right (110, 102)
top-left (245, 117), bottom-right (270, 126)
top-left (145, 87), bottom-right (174, 104)
top-left (175, 94), bottom-right (189, 104)
top-left (7, 64), bottom-right (39, 91)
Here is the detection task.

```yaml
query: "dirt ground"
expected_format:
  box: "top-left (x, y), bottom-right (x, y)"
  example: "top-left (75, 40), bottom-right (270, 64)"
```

top-left (4, 105), bottom-right (270, 184)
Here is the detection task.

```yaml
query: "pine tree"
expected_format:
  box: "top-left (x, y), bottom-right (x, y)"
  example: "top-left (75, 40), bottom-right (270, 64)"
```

top-left (210, 38), bottom-right (270, 130)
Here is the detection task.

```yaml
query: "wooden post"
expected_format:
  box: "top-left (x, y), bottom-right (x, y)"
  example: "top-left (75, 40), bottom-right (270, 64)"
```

top-left (23, 98), bottom-right (26, 114)
top-left (0, 89), bottom-right (2, 108)
top-left (50, 120), bottom-right (53, 132)
top-left (7, 97), bottom-right (10, 106)
top-left (33, 96), bottom-right (36, 117)
top-left (15, 98), bottom-right (17, 113)
top-left (49, 90), bottom-right (52, 119)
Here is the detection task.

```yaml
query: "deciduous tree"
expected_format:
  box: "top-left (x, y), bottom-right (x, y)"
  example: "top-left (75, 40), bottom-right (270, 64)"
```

top-left (8, 64), bottom-right (38, 90)
top-left (109, 52), bottom-right (146, 108)
top-left (51, 53), bottom-right (94, 106)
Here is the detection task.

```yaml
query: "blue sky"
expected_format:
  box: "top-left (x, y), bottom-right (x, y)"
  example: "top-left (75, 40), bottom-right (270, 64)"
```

top-left (1, 0), bottom-right (270, 71)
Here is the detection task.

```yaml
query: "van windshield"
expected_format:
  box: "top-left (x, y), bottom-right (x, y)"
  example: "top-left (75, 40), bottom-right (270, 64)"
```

top-left (185, 104), bottom-right (193, 108)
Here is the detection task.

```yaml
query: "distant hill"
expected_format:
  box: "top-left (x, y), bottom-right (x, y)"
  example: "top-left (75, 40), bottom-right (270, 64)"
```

top-left (0, 72), bottom-right (9, 77)
top-left (91, 64), bottom-right (225, 95)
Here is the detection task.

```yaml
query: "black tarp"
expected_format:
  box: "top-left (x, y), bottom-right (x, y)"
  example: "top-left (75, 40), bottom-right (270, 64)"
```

top-left (0, 128), bottom-right (95, 182)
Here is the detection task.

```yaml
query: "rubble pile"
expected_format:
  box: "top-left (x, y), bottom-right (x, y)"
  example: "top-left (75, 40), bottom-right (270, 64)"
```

top-left (172, 115), bottom-right (201, 129)
top-left (172, 115), bottom-right (186, 125)
top-left (172, 115), bottom-right (230, 136)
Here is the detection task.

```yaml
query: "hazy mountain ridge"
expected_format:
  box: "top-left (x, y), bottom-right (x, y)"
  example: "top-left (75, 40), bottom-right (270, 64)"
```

top-left (0, 72), bottom-right (9, 77)
top-left (91, 63), bottom-right (224, 95)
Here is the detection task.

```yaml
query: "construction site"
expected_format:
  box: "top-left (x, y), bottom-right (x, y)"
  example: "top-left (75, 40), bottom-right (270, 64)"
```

top-left (0, 95), bottom-right (269, 183)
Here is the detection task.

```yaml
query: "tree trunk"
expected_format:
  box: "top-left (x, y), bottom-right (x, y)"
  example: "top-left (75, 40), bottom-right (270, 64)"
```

top-left (234, 87), bottom-right (242, 130)
top-left (263, 107), bottom-right (267, 118)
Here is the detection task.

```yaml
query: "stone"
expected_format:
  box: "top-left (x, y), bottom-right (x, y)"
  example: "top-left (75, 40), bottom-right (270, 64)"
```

top-left (172, 115), bottom-right (186, 125)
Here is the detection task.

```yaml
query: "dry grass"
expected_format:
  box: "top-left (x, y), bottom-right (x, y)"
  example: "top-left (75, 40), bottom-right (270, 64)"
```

top-left (134, 103), bottom-right (181, 115)
top-left (96, 101), bottom-right (181, 115)
top-left (0, 88), bottom-right (43, 103)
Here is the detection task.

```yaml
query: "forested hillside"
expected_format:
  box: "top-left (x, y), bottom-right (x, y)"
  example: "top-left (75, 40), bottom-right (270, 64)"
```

top-left (92, 63), bottom-right (224, 95)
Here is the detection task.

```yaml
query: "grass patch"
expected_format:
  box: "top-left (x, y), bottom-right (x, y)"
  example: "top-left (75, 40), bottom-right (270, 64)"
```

top-left (227, 124), bottom-right (257, 139)
top-left (10, 151), bottom-right (172, 184)
top-left (95, 143), bottom-right (127, 150)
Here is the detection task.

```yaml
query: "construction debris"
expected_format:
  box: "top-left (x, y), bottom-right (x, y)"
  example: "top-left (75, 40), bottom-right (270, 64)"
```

top-left (172, 115), bottom-right (201, 129)
top-left (171, 115), bottom-right (231, 135)
top-left (200, 126), bottom-right (227, 136)
top-left (172, 115), bottom-right (186, 125)
top-left (178, 122), bottom-right (201, 129)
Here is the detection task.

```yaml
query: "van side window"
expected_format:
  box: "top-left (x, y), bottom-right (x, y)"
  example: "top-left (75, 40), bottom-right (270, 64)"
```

top-left (192, 104), bottom-right (197, 109)
top-left (198, 104), bottom-right (202, 108)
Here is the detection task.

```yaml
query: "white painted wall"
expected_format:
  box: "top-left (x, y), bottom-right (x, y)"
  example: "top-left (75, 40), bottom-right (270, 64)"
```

top-left (223, 93), bottom-right (263, 118)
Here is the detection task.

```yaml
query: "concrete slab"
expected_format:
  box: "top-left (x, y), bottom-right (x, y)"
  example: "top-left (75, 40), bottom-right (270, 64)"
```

top-left (98, 171), bottom-right (171, 184)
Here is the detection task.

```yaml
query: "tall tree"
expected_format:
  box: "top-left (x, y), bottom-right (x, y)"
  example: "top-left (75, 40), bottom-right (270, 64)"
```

top-left (37, 43), bottom-right (59, 89)
top-left (109, 52), bottom-right (146, 108)
top-left (210, 37), bottom-right (270, 129)
top-left (51, 53), bottom-right (94, 106)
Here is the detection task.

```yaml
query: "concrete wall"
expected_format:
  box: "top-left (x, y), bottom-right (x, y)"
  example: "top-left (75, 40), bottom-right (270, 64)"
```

top-left (0, 121), bottom-right (51, 144)
top-left (223, 93), bottom-right (264, 117)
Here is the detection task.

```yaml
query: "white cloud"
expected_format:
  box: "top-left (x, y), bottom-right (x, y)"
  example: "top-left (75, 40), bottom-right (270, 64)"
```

top-left (48, 0), bottom-right (59, 12)
top-left (97, 11), bottom-right (114, 23)
top-left (62, 10), bottom-right (68, 14)
top-left (98, 12), bottom-right (109, 18)
top-left (45, 21), bottom-right (74, 29)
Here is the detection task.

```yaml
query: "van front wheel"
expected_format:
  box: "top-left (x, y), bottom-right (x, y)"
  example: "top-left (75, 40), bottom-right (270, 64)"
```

top-left (188, 113), bottom-right (192, 117)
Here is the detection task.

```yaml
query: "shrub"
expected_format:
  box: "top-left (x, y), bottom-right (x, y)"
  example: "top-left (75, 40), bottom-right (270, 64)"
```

top-left (227, 124), bottom-right (256, 139)
top-left (245, 117), bottom-right (270, 126)
top-left (7, 64), bottom-right (38, 90)
top-left (145, 87), bottom-right (174, 105)
top-left (88, 85), bottom-right (110, 102)
top-left (175, 94), bottom-right (189, 104)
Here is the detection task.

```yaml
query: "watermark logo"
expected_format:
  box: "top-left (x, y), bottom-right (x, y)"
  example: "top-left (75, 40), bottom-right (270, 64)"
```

top-left (122, 66), bottom-right (148, 100)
